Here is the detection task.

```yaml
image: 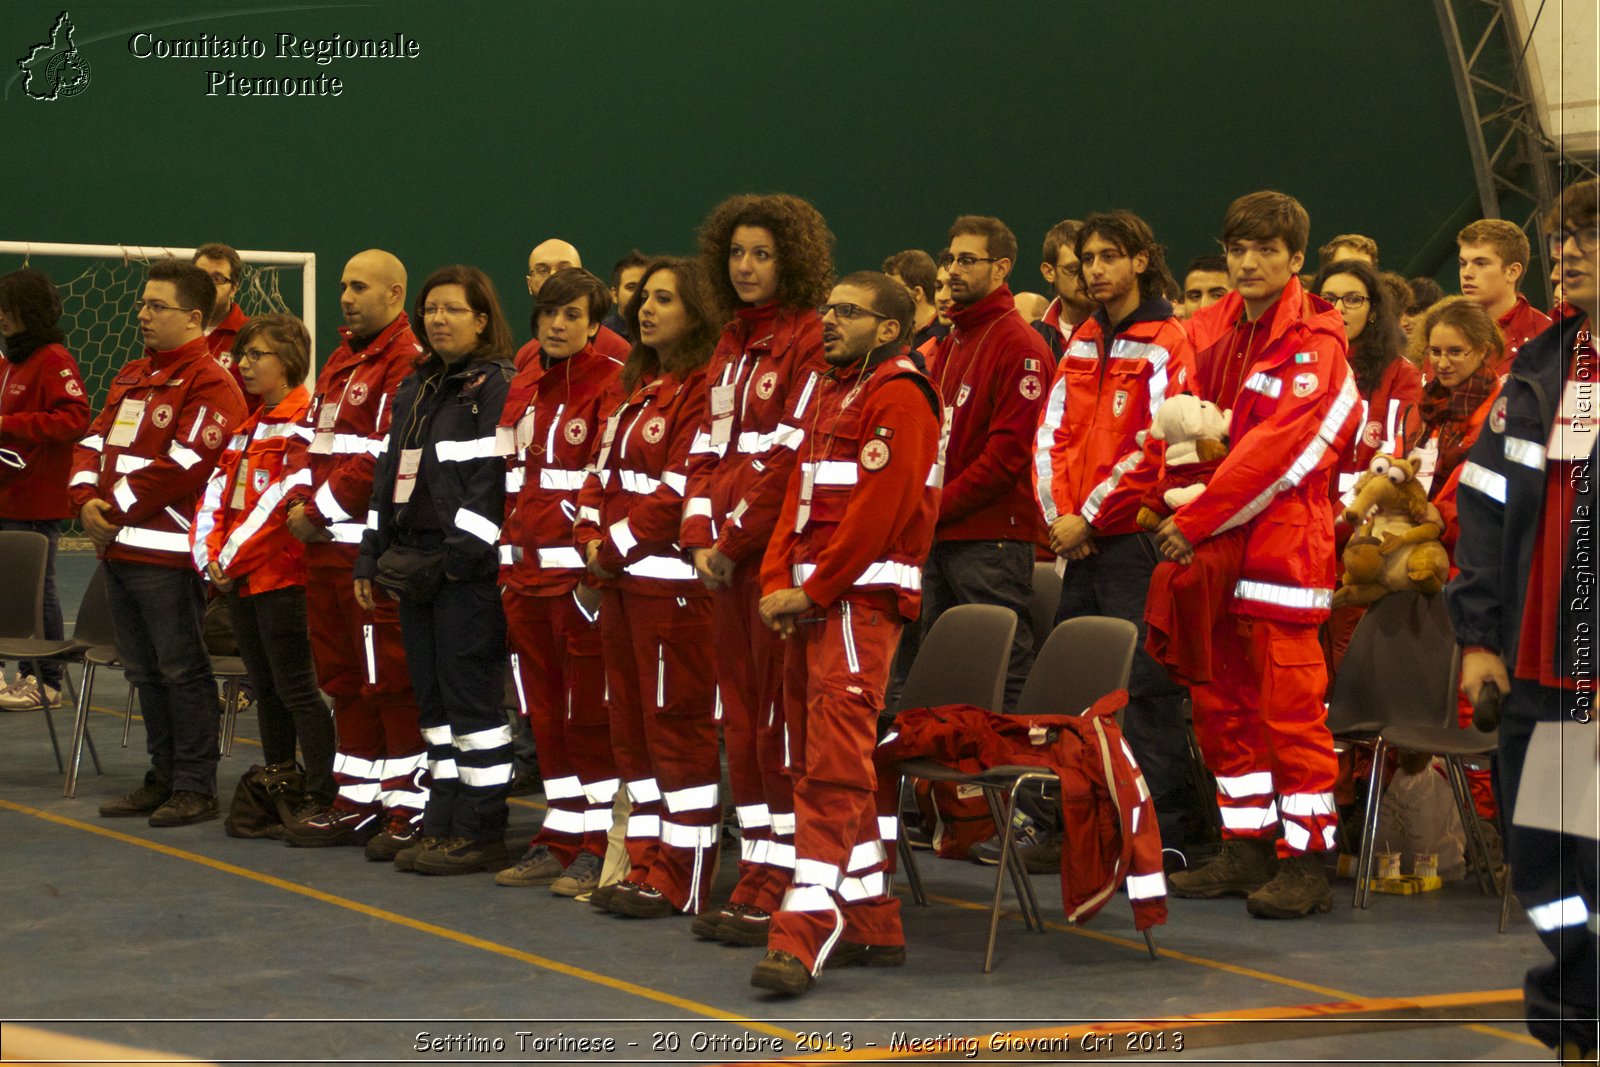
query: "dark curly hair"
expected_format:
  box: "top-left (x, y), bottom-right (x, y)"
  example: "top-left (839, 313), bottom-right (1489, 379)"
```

top-left (697, 193), bottom-right (835, 322)
top-left (1311, 258), bottom-right (1401, 397)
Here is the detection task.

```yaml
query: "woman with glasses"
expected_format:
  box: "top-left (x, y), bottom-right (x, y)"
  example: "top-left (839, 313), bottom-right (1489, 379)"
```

top-left (575, 257), bottom-right (719, 919)
top-left (191, 315), bottom-right (333, 820)
top-left (356, 266), bottom-right (515, 876)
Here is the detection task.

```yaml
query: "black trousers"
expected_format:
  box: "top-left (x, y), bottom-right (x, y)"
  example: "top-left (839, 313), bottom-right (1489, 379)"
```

top-left (919, 539), bottom-right (1036, 712)
top-left (228, 584), bottom-right (336, 805)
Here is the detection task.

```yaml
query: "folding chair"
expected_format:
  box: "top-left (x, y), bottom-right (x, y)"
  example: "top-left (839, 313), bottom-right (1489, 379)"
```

top-left (52, 566), bottom-right (128, 796)
top-left (1028, 562), bottom-right (1062, 656)
top-left (212, 655), bottom-right (252, 757)
top-left (0, 531), bottom-right (90, 777)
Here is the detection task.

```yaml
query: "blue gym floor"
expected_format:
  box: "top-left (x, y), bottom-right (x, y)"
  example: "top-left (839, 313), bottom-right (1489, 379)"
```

top-left (0, 551), bottom-right (1557, 1066)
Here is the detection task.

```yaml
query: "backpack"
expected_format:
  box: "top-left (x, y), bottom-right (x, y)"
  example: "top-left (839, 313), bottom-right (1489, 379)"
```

top-left (224, 763), bottom-right (307, 839)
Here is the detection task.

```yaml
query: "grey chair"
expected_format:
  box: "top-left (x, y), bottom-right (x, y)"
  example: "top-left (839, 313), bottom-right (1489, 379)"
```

top-left (51, 566), bottom-right (126, 796)
top-left (1029, 561), bottom-right (1062, 656)
top-left (0, 531), bottom-right (88, 776)
top-left (211, 655), bottom-right (252, 757)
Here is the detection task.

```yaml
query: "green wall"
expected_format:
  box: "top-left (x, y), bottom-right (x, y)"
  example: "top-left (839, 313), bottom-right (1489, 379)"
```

top-left (8, 0), bottom-right (1475, 344)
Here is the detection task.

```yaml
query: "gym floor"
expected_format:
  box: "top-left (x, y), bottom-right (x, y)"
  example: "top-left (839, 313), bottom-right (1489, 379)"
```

top-left (0, 551), bottom-right (1553, 1066)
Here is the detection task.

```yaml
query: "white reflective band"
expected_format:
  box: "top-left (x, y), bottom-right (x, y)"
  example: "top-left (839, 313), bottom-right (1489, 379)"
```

top-left (168, 443), bottom-right (203, 469)
top-left (689, 429), bottom-right (721, 456)
top-left (1244, 372), bottom-right (1282, 398)
top-left (435, 436), bottom-right (501, 462)
top-left (770, 811), bottom-right (797, 837)
top-left (618, 470), bottom-right (660, 495)
top-left (583, 778), bottom-right (620, 804)
top-left (1233, 579), bottom-right (1333, 612)
top-left (428, 758), bottom-right (459, 781)
top-left (1216, 376), bottom-right (1360, 536)
top-left (333, 753), bottom-right (381, 779)
top-left (1081, 449), bottom-right (1143, 526)
top-left (736, 804), bottom-right (772, 830)
top-left (540, 807), bottom-right (586, 835)
top-left (773, 423), bottom-right (805, 450)
top-left (741, 838), bottom-right (768, 864)
top-left (227, 434), bottom-right (250, 452)
top-left (790, 372), bottom-right (818, 418)
top-left (661, 471), bottom-right (687, 495)
top-left (329, 433), bottom-right (373, 455)
top-left (80, 435), bottom-right (105, 451)
top-left (505, 469), bottom-right (525, 494)
top-left (377, 753), bottom-right (426, 780)
top-left (456, 725), bottom-right (513, 751)
top-left (1125, 872), bottom-right (1167, 900)
top-left (926, 462), bottom-right (944, 489)
top-left (458, 763), bottom-right (513, 787)
top-left (329, 522), bottom-right (365, 544)
top-left (1503, 436), bottom-right (1546, 471)
top-left (661, 820), bottom-right (719, 849)
top-left (165, 505), bottom-right (192, 533)
top-left (685, 497), bottom-right (712, 519)
top-left (454, 506), bottom-right (501, 546)
top-left (782, 884), bottom-right (836, 913)
top-left (1527, 895), bottom-right (1591, 932)
top-left (114, 526), bottom-right (190, 553)
top-left (285, 469), bottom-right (313, 489)
top-left (115, 454), bottom-right (153, 474)
top-left (766, 842), bottom-right (796, 869)
top-left (583, 807), bottom-right (614, 832)
top-left (877, 816), bottom-right (898, 841)
top-left (338, 782), bottom-right (382, 803)
top-left (362, 623), bottom-right (377, 686)
top-left (219, 482), bottom-right (290, 570)
top-left (847, 840), bottom-right (887, 873)
top-left (1033, 375), bottom-right (1069, 522)
top-left (626, 554), bottom-right (698, 581)
top-left (608, 517), bottom-right (638, 555)
top-left (1459, 461), bottom-right (1508, 504)
top-left (422, 725), bottom-right (454, 746)
top-left (70, 469), bottom-right (99, 487)
top-left (314, 481), bottom-right (350, 522)
top-left (663, 783), bottom-right (720, 812)
top-left (626, 813), bottom-right (662, 838)
top-left (811, 460), bottom-right (859, 486)
top-left (1220, 802), bottom-right (1280, 831)
top-left (736, 429), bottom-right (782, 454)
top-left (539, 468), bottom-right (589, 491)
top-left (385, 787), bottom-right (428, 809)
top-left (1282, 821), bottom-right (1311, 852)
top-left (577, 505), bottom-right (601, 524)
top-left (1279, 791), bottom-right (1337, 818)
top-left (1322, 824), bottom-right (1339, 851)
top-left (537, 546), bottom-right (584, 569)
top-left (499, 545), bottom-right (517, 566)
top-left (366, 509), bottom-right (380, 530)
top-left (627, 778), bottom-right (662, 804)
top-left (494, 424), bottom-right (517, 457)
top-left (1216, 771), bottom-right (1274, 798)
top-left (838, 873), bottom-right (887, 902)
top-left (793, 859), bottom-right (841, 890)
top-left (111, 477), bottom-right (137, 513)
top-left (791, 559), bottom-right (921, 592)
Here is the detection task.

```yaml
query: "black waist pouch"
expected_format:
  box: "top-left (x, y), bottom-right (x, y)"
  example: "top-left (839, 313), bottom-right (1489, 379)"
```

top-left (374, 544), bottom-right (449, 604)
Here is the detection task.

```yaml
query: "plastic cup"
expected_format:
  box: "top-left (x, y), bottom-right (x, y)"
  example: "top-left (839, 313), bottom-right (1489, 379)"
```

top-left (1377, 851), bottom-right (1401, 880)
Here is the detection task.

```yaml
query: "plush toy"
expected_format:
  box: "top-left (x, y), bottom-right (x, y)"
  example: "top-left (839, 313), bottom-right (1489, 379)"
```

top-left (1136, 394), bottom-right (1231, 531)
top-left (1333, 454), bottom-right (1450, 607)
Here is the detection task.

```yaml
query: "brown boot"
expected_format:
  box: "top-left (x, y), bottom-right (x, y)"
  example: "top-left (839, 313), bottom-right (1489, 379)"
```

top-left (1168, 838), bottom-right (1277, 898)
top-left (1246, 852), bottom-right (1333, 919)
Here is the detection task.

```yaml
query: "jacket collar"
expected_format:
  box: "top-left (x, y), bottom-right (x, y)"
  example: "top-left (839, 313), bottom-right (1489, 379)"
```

top-left (1208, 276), bottom-right (1343, 369)
top-left (946, 284), bottom-right (1017, 333)
top-left (1089, 295), bottom-right (1175, 339)
top-left (261, 383), bottom-right (312, 422)
top-left (338, 312), bottom-right (413, 359)
top-left (143, 335), bottom-right (214, 375)
top-left (207, 303), bottom-right (247, 336)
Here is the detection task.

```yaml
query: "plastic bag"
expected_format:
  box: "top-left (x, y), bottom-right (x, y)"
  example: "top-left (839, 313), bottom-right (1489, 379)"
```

top-left (1374, 759), bottom-right (1466, 879)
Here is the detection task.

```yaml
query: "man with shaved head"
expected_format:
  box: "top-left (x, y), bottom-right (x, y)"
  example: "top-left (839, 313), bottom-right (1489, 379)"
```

top-left (515, 238), bottom-right (631, 371)
top-left (281, 249), bottom-right (429, 858)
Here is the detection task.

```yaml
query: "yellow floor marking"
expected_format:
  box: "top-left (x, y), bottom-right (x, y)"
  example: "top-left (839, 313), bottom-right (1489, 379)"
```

top-left (1, 797), bottom-right (779, 1037)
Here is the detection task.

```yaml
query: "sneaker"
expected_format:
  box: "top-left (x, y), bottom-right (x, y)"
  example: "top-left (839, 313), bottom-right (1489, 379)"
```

top-left (826, 940), bottom-right (907, 969)
top-left (608, 881), bottom-right (676, 918)
top-left (0, 677), bottom-right (61, 712)
top-left (1168, 838), bottom-right (1277, 899)
top-left (281, 805), bottom-right (381, 848)
top-left (715, 905), bottom-right (772, 946)
top-left (364, 811), bottom-right (423, 862)
top-left (750, 950), bottom-right (813, 996)
top-left (968, 810), bottom-right (1042, 866)
top-left (494, 844), bottom-right (563, 887)
top-left (99, 781), bottom-right (172, 818)
top-left (415, 836), bottom-right (512, 876)
top-left (550, 851), bottom-right (603, 897)
top-left (148, 790), bottom-right (219, 828)
top-left (393, 836), bottom-right (441, 872)
top-left (1246, 853), bottom-right (1333, 919)
top-left (902, 821), bottom-right (934, 851)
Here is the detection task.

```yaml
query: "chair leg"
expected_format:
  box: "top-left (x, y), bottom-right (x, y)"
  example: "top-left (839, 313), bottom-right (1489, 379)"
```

top-left (1499, 862), bottom-right (1514, 934)
top-left (896, 813), bottom-right (928, 907)
top-left (1355, 740), bottom-right (1388, 909)
top-left (63, 662), bottom-right (96, 798)
top-left (1444, 757), bottom-right (1495, 897)
top-left (39, 688), bottom-right (63, 773)
top-left (121, 685), bottom-right (135, 746)
top-left (985, 787), bottom-right (1039, 932)
top-left (1143, 928), bottom-right (1160, 960)
top-left (221, 679), bottom-right (241, 757)
top-left (59, 667), bottom-right (100, 776)
top-left (984, 788), bottom-right (1029, 974)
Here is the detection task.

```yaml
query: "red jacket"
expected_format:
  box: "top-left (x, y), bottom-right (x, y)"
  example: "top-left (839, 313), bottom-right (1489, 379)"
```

top-left (205, 303), bottom-right (256, 411)
top-left (574, 367), bottom-right (710, 596)
top-left (928, 285), bottom-right (1056, 543)
top-left (498, 343), bottom-right (625, 596)
top-left (682, 303), bottom-right (827, 564)
top-left (0, 342), bottom-right (91, 520)
top-left (1494, 294), bottom-right (1552, 374)
top-left (1337, 356), bottom-right (1424, 501)
top-left (514, 325), bottom-right (631, 373)
top-left (283, 313), bottom-right (421, 551)
top-left (761, 349), bottom-right (942, 623)
top-left (1033, 299), bottom-right (1195, 538)
top-left (69, 336), bottom-right (247, 568)
top-left (1172, 279), bottom-right (1360, 624)
top-left (191, 385), bottom-right (313, 595)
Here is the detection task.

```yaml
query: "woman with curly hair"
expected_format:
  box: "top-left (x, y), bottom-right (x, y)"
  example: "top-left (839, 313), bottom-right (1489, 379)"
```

top-left (681, 193), bottom-right (834, 947)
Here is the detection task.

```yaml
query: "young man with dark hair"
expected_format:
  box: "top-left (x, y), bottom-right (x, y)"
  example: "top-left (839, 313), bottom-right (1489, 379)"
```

top-left (925, 216), bottom-right (1055, 709)
top-left (1457, 218), bottom-right (1551, 371)
top-left (1449, 177), bottom-right (1599, 1063)
top-left (1179, 254), bottom-right (1231, 320)
top-left (73, 258), bottom-right (247, 827)
top-left (1317, 233), bottom-right (1379, 268)
top-left (193, 242), bottom-right (254, 406)
top-left (1159, 191), bottom-right (1361, 919)
top-left (1033, 210), bottom-right (1204, 864)
top-left (751, 271), bottom-right (939, 996)
top-left (602, 249), bottom-right (649, 340)
top-left (882, 249), bottom-right (946, 357)
top-left (1033, 219), bottom-right (1095, 360)
top-left (517, 238), bottom-right (631, 372)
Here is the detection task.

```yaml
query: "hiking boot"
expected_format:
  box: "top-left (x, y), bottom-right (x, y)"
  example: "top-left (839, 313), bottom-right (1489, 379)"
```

top-left (692, 903), bottom-right (740, 940)
top-left (1168, 838), bottom-right (1277, 899)
top-left (148, 790), bottom-right (219, 828)
top-left (608, 881), bottom-right (675, 918)
top-left (826, 940), bottom-right (907, 969)
top-left (364, 811), bottom-right (423, 862)
top-left (716, 905), bottom-right (771, 946)
top-left (281, 805), bottom-right (381, 848)
top-left (588, 881), bottom-right (625, 913)
top-left (968, 810), bottom-right (1042, 866)
top-left (414, 836), bottom-right (511, 876)
top-left (1020, 831), bottom-right (1063, 874)
top-left (751, 950), bottom-right (813, 996)
top-left (550, 851), bottom-right (603, 897)
top-left (99, 781), bottom-right (171, 818)
top-left (393, 836), bottom-right (441, 872)
top-left (494, 844), bottom-right (562, 887)
top-left (1246, 852), bottom-right (1333, 919)
top-left (0, 676), bottom-right (60, 711)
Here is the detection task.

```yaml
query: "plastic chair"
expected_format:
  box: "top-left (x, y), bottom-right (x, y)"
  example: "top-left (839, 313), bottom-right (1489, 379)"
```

top-left (53, 566), bottom-right (127, 796)
top-left (0, 531), bottom-right (86, 775)
top-left (1029, 562), bottom-right (1062, 656)
top-left (211, 655), bottom-right (252, 757)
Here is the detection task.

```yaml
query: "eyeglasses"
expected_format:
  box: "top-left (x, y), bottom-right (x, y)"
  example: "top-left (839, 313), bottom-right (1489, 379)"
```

top-left (205, 272), bottom-right (236, 287)
top-left (235, 347), bottom-right (278, 364)
top-left (1550, 226), bottom-right (1600, 256)
top-left (526, 263), bottom-right (570, 280)
top-left (422, 303), bottom-right (474, 318)
top-left (134, 300), bottom-right (197, 315)
top-left (818, 302), bottom-right (889, 322)
top-left (1427, 345), bottom-right (1480, 363)
top-left (1321, 292), bottom-right (1369, 309)
top-left (938, 253), bottom-right (998, 270)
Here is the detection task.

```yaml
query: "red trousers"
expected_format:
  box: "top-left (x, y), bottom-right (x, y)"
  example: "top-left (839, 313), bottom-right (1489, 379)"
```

top-left (305, 544), bottom-right (424, 817)
top-left (600, 587), bottom-right (718, 913)
top-left (505, 589), bottom-right (616, 864)
top-left (769, 595), bottom-right (902, 974)
top-left (714, 559), bottom-right (793, 913)
top-left (1190, 614), bottom-right (1339, 857)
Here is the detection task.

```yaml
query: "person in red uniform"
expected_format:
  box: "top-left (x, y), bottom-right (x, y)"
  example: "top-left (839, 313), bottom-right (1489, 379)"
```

top-left (682, 194), bottom-right (832, 946)
top-left (749, 271), bottom-right (941, 996)
top-left (281, 250), bottom-right (428, 858)
top-left (1458, 219), bottom-right (1551, 374)
top-left (514, 238), bottom-right (632, 373)
top-left (0, 268), bottom-right (90, 711)
top-left (575, 257), bottom-right (720, 919)
top-left (193, 243), bottom-right (253, 407)
top-left (191, 314), bottom-right (334, 812)
top-left (924, 216), bottom-right (1055, 710)
top-left (73, 258), bottom-right (247, 826)
top-left (1159, 192), bottom-right (1360, 919)
top-left (493, 268), bottom-right (624, 896)
top-left (881, 249), bottom-right (946, 360)
top-left (1032, 211), bottom-right (1205, 860)
top-left (1032, 219), bottom-right (1095, 361)
top-left (1450, 179), bottom-right (1600, 1062)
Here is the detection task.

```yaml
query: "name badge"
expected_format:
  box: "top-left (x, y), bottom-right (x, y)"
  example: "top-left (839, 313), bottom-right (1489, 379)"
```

top-left (794, 465), bottom-right (816, 533)
top-left (1548, 379), bottom-right (1597, 462)
top-left (316, 400), bottom-right (339, 433)
top-left (394, 448), bottom-right (422, 504)
top-left (230, 463), bottom-right (250, 510)
top-left (516, 410), bottom-right (537, 452)
top-left (107, 398), bottom-right (147, 448)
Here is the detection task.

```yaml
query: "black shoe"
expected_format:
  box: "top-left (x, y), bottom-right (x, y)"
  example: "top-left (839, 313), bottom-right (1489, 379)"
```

top-left (588, 881), bottom-right (624, 913)
top-left (692, 904), bottom-right (738, 940)
top-left (148, 790), bottom-right (219, 828)
top-left (413, 837), bottom-right (511, 876)
top-left (751, 950), bottom-right (814, 996)
top-left (393, 836), bottom-right (441, 872)
top-left (99, 781), bottom-right (172, 818)
top-left (281, 805), bottom-right (381, 848)
top-left (826, 940), bottom-right (907, 969)
top-left (609, 881), bottom-right (676, 918)
top-left (364, 811), bottom-right (423, 861)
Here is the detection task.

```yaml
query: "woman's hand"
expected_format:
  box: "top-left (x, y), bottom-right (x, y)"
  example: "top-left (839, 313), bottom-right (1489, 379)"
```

top-left (354, 578), bottom-right (376, 611)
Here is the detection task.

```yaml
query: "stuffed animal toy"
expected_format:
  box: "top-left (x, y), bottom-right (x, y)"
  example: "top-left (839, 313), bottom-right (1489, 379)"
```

top-left (1136, 394), bottom-right (1230, 531)
top-left (1333, 454), bottom-right (1450, 606)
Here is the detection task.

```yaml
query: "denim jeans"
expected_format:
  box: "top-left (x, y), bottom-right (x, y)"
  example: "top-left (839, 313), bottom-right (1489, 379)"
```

top-left (0, 518), bottom-right (63, 689)
top-left (919, 539), bottom-right (1037, 711)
